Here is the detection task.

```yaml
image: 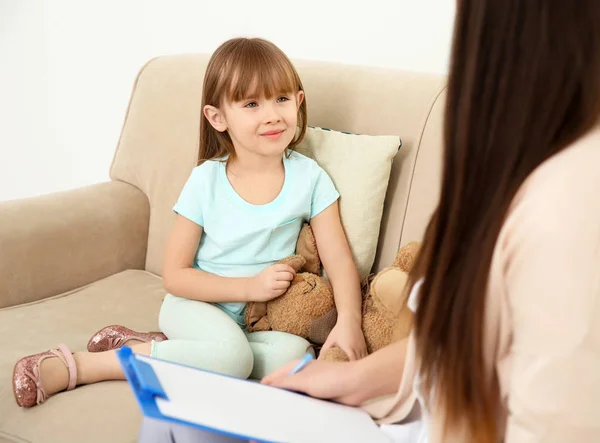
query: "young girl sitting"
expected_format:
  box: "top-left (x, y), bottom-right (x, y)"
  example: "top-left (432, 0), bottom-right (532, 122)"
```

top-left (13, 37), bottom-right (367, 408)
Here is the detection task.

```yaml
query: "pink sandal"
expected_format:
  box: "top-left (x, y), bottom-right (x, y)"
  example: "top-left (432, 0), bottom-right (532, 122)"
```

top-left (87, 325), bottom-right (167, 352)
top-left (13, 343), bottom-right (77, 408)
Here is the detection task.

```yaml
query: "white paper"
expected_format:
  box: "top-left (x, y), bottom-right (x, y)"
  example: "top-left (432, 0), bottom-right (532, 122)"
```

top-left (136, 355), bottom-right (391, 443)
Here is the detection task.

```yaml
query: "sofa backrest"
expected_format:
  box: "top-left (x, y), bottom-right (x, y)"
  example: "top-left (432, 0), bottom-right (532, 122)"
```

top-left (110, 54), bottom-right (446, 275)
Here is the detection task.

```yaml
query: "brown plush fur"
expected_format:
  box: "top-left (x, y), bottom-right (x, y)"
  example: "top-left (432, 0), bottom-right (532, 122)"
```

top-left (244, 251), bottom-right (336, 337)
top-left (267, 272), bottom-right (335, 339)
top-left (295, 223), bottom-right (320, 275)
top-left (244, 225), bottom-right (420, 363)
top-left (319, 347), bottom-right (348, 362)
top-left (393, 241), bottom-right (421, 272)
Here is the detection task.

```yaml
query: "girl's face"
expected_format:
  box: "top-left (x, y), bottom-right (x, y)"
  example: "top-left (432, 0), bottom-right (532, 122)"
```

top-left (204, 89), bottom-right (304, 159)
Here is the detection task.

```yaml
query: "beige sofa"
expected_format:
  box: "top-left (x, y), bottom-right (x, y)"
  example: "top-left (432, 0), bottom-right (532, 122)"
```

top-left (0, 54), bottom-right (446, 443)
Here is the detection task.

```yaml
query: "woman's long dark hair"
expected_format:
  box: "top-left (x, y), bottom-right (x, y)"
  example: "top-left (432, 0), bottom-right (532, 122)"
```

top-left (409, 1), bottom-right (600, 441)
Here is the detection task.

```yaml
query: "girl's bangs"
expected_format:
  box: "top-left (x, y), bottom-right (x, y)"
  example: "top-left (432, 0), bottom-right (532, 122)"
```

top-left (222, 52), bottom-right (300, 103)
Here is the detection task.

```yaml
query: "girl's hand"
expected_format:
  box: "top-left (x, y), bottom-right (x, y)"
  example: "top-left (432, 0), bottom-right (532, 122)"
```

top-left (320, 316), bottom-right (368, 360)
top-left (248, 264), bottom-right (296, 302)
top-left (261, 358), bottom-right (365, 406)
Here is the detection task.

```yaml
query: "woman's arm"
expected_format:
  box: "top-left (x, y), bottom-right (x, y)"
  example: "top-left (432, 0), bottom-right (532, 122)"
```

top-left (310, 201), bottom-right (367, 359)
top-left (162, 215), bottom-right (295, 303)
top-left (262, 337), bottom-right (408, 406)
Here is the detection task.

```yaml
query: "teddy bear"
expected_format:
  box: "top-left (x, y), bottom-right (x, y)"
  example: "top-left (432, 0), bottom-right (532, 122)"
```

top-left (244, 224), bottom-right (420, 362)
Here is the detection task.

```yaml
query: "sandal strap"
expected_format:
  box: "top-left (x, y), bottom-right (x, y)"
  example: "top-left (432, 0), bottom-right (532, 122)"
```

top-left (50, 343), bottom-right (77, 391)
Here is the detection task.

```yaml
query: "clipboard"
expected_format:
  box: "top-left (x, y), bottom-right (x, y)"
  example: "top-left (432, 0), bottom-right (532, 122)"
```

top-left (117, 346), bottom-right (390, 443)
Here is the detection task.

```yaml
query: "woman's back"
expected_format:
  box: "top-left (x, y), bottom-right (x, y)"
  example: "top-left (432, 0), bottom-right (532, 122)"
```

top-left (405, 1), bottom-right (600, 440)
top-left (363, 125), bottom-right (600, 442)
top-left (487, 123), bottom-right (600, 443)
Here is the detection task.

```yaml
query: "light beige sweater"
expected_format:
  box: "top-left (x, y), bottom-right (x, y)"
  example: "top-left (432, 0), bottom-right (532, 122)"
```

top-left (362, 126), bottom-right (600, 442)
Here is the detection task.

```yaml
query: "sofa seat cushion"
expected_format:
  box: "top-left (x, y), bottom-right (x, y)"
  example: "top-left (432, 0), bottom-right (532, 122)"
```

top-left (0, 270), bottom-right (166, 443)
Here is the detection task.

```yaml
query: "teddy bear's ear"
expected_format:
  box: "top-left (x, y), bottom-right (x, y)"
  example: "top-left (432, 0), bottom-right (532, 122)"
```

top-left (296, 224), bottom-right (321, 274)
top-left (392, 242), bottom-right (421, 273)
top-left (278, 255), bottom-right (306, 273)
top-left (370, 269), bottom-right (410, 317)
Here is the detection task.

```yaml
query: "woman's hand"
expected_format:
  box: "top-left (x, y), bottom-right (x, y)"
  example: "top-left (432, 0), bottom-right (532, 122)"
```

top-left (261, 358), bottom-right (365, 406)
top-left (264, 339), bottom-right (410, 411)
top-left (320, 315), bottom-right (368, 360)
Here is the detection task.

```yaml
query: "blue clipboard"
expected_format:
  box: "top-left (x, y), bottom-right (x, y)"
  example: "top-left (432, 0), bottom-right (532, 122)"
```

top-left (117, 346), bottom-right (276, 443)
top-left (117, 347), bottom-right (389, 443)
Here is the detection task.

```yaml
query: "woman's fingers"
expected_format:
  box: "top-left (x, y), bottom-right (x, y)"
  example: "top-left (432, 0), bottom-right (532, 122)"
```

top-left (261, 360), bottom-right (299, 385)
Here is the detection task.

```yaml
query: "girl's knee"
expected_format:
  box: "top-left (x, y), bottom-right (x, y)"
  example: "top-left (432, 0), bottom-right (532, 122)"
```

top-left (151, 337), bottom-right (254, 380)
top-left (287, 337), bottom-right (315, 361)
top-left (249, 331), bottom-right (313, 355)
top-left (231, 342), bottom-right (254, 380)
top-left (158, 294), bottom-right (241, 341)
top-left (248, 333), bottom-right (313, 379)
top-left (157, 293), bottom-right (177, 337)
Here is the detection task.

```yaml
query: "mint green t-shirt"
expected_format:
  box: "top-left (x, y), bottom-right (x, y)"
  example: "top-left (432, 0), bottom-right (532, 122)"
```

top-left (172, 151), bottom-right (340, 327)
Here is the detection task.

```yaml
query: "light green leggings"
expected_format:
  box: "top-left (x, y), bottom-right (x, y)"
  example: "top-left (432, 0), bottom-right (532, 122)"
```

top-left (151, 294), bottom-right (313, 380)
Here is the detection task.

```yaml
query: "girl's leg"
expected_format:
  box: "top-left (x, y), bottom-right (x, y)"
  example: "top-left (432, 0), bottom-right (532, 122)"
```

top-left (245, 331), bottom-right (313, 380)
top-left (39, 342), bottom-right (151, 397)
top-left (151, 294), bottom-right (253, 378)
top-left (138, 418), bottom-right (246, 443)
top-left (39, 295), bottom-right (254, 398)
top-left (157, 294), bottom-right (247, 342)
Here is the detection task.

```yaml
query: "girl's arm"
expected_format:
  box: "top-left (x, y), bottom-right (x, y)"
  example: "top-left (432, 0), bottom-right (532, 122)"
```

top-left (310, 201), bottom-right (367, 359)
top-left (263, 337), bottom-right (409, 406)
top-left (162, 215), bottom-right (295, 303)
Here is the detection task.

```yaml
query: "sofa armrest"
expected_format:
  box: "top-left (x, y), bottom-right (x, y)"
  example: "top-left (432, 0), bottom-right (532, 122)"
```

top-left (0, 181), bottom-right (150, 308)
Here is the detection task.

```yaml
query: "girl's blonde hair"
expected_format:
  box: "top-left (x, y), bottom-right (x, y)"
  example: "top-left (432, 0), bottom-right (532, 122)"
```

top-left (198, 38), bottom-right (308, 165)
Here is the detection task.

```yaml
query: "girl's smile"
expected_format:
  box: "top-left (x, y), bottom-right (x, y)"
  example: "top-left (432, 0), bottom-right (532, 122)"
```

top-left (260, 129), bottom-right (285, 140)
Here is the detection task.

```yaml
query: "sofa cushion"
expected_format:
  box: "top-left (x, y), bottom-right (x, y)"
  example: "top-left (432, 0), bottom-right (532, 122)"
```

top-left (296, 126), bottom-right (401, 278)
top-left (0, 270), bottom-right (166, 443)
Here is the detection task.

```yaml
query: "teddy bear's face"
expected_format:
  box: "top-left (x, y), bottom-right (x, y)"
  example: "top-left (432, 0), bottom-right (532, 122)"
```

top-left (266, 273), bottom-right (335, 338)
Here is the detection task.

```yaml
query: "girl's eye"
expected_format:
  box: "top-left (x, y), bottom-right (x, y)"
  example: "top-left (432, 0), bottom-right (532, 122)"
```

top-left (244, 102), bottom-right (258, 108)
top-left (277, 96), bottom-right (290, 103)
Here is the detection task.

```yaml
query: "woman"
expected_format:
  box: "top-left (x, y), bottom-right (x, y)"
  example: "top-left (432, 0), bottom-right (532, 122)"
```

top-left (140, 0), bottom-right (600, 441)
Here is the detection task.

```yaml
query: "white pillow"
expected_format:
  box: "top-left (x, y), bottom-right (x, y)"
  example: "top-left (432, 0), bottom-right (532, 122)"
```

top-left (295, 126), bottom-right (401, 278)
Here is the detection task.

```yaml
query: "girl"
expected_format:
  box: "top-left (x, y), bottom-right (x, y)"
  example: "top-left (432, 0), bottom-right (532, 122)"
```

top-left (13, 37), bottom-right (367, 408)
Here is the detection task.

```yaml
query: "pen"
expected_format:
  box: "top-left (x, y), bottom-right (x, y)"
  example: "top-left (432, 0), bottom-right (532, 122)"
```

top-left (289, 353), bottom-right (314, 375)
